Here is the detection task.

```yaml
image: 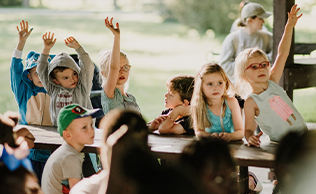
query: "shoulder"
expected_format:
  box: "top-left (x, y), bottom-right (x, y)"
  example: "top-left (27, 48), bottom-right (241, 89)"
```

top-left (244, 96), bottom-right (257, 109)
top-left (226, 97), bottom-right (238, 107)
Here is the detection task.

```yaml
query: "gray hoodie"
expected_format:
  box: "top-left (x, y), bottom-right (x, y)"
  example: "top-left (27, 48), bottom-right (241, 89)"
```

top-left (37, 47), bottom-right (94, 126)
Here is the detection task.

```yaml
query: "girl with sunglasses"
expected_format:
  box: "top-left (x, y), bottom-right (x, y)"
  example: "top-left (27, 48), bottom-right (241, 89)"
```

top-left (99, 17), bottom-right (141, 115)
top-left (234, 5), bottom-right (307, 147)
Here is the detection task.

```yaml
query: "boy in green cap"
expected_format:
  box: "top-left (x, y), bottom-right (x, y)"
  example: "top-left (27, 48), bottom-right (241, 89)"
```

top-left (41, 104), bottom-right (103, 194)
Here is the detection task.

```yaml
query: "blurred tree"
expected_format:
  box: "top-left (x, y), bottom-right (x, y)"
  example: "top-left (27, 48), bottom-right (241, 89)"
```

top-left (0, 0), bottom-right (22, 6)
top-left (158, 0), bottom-right (272, 35)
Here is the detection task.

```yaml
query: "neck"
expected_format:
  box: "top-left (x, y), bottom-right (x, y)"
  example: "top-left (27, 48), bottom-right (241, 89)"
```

top-left (251, 81), bottom-right (269, 94)
top-left (207, 97), bottom-right (223, 108)
top-left (116, 85), bottom-right (126, 96)
top-left (66, 141), bottom-right (85, 153)
top-left (242, 26), bottom-right (257, 35)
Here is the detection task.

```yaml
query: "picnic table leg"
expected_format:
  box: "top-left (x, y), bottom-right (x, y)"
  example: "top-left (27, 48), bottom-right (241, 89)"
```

top-left (239, 166), bottom-right (249, 194)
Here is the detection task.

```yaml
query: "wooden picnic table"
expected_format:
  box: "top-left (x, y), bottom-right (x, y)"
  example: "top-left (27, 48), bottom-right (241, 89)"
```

top-left (25, 124), bottom-right (276, 193)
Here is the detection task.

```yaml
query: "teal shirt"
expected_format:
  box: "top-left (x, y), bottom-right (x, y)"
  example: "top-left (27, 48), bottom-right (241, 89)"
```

top-left (205, 99), bottom-right (234, 134)
top-left (101, 87), bottom-right (141, 115)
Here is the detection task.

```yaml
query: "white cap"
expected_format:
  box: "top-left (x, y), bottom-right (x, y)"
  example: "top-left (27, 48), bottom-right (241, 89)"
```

top-left (241, 2), bottom-right (272, 21)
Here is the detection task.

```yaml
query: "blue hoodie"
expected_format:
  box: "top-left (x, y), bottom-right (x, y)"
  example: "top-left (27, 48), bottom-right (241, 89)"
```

top-left (10, 49), bottom-right (55, 162)
top-left (10, 49), bottom-right (55, 126)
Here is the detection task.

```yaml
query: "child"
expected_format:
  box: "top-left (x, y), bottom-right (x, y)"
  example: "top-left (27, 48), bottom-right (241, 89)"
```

top-left (179, 137), bottom-right (238, 194)
top-left (41, 104), bottom-right (103, 194)
top-left (10, 20), bottom-right (55, 185)
top-left (234, 4), bottom-right (307, 146)
top-left (37, 32), bottom-right (95, 126)
top-left (191, 63), bottom-right (244, 142)
top-left (148, 75), bottom-right (195, 135)
top-left (99, 17), bottom-right (141, 115)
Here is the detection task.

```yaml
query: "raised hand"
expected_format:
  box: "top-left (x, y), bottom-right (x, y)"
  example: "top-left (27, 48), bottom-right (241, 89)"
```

top-left (16, 20), bottom-right (33, 51)
top-left (247, 131), bottom-right (263, 147)
top-left (104, 17), bottom-right (120, 36)
top-left (42, 31), bottom-right (56, 55)
top-left (64, 36), bottom-right (81, 50)
top-left (287, 4), bottom-right (302, 27)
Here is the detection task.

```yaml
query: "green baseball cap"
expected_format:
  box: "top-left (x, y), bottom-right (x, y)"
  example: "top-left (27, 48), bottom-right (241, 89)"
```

top-left (57, 104), bottom-right (104, 136)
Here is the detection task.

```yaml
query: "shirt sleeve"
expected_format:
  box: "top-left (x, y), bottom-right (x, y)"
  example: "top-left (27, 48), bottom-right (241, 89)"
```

top-left (37, 53), bottom-right (54, 94)
top-left (76, 47), bottom-right (94, 93)
top-left (62, 154), bottom-right (83, 179)
top-left (10, 49), bottom-right (25, 104)
top-left (219, 33), bottom-right (237, 82)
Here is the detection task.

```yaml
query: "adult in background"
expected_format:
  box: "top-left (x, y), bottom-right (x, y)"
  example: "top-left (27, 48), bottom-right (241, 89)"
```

top-left (219, 2), bottom-right (272, 83)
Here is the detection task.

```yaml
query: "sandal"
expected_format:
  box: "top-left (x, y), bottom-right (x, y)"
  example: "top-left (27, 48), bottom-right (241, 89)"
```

top-left (249, 171), bottom-right (263, 192)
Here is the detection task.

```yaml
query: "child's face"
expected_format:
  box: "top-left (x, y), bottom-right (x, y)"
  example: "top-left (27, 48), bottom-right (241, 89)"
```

top-left (250, 17), bottom-right (264, 31)
top-left (53, 69), bottom-right (78, 89)
top-left (116, 56), bottom-right (130, 86)
top-left (244, 55), bottom-right (270, 83)
top-left (27, 67), bottom-right (43, 88)
top-left (67, 116), bottom-right (95, 146)
top-left (164, 88), bottom-right (183, 109)
top-left (202, 73), bottom-right (226, 101)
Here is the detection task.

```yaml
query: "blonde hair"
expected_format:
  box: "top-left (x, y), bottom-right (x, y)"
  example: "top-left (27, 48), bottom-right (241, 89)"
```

top-left (99, 49), bottom-right (130, 92)
top-left (234, 47), bottom-right (270, 98)
top-left (191, 63), bottom-right (235, 132)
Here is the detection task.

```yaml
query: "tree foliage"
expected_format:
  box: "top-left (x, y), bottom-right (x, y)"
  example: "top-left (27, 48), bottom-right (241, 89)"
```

top-left (158, 0), bottom-right (272, 35)
top-left (0, 0), bottom-right (22, 6)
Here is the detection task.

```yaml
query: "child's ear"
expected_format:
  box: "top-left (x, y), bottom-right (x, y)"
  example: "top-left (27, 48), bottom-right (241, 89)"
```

top-left (183, 99), bottom-right (190, 106)
top-left (53, 79), bottom-right (60, 85)
top-left (27, 73), bottom-right (33, 81)
top-left (63, 130), bottom-right (71, 139)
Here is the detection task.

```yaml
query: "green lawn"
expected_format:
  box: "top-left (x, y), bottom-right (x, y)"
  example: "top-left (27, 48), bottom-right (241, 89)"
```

top-left (1, 2), bottom-right (316, 122)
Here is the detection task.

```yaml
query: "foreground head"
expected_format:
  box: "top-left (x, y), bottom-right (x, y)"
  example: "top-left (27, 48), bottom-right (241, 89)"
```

top-left (48, 52), bottom-right (80, 89)
top-left (234, 47), bottom-right (270, 97)
top-left (99, 49), bottom-right (130, 88)
top-left (164, 75), bottom-right (194, 109)
top-left (0, 162), bottom-right (42, 194)
top-left (275, 130), bottom-right (316, 194)
top-left (180, 137), bottom-right (238, 194)
top-left (239, 2), bottom-right (272, 28)
top-left (57, 104), bottom-right (103, 145)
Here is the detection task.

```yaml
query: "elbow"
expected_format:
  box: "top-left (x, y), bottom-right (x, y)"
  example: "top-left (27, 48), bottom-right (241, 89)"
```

top-left (158, 127), bottom-right (171, 134)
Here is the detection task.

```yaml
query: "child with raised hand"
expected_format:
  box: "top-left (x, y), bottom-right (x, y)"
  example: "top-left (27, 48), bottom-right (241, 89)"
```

top-left (41, 104), bottom-right (103, 194)
top-left (99, 17), bottom-right (141, 115)
top-left (148, 75), bottom-right (195, 135)
top-left (37, 32), bottom-right (95, 126)
top-left (10, 20), bottom-right (55, 185)
top-left (234, 5), bottom-right (307, 147)
top-left (191, 63), bottom-right (244, 142)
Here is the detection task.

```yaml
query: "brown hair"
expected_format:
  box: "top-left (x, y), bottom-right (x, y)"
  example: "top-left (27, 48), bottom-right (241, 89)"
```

top-left (166, 75), bottom-right (194, 103)
top-left (50, 66), bottom-right (70, 79)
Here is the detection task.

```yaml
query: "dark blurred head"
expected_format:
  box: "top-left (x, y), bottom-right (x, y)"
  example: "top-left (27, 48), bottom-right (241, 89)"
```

top-left (0, 162), bottom-right (42, 194)
top-left (275, 130), bottom-right (316, 194)
top-left (0, 115), bottom-right (19, 148)
top-left (180, 137), bottom-right (238, 194)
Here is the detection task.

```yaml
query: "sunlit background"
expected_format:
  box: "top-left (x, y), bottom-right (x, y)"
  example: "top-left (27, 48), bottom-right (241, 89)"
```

top-left (0, 0), bottom-right (316, 122)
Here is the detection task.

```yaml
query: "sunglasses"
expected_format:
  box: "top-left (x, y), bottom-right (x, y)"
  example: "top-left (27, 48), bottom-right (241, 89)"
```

top-left (120, 65), bottom-right (131, 72)
top-left (244, 61), bottom-right (270, 71)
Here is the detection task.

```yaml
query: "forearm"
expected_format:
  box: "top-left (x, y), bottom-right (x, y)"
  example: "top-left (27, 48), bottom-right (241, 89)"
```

top-left (16, 40), bottom-right (26, 51)
top-left (42, 47), bottom-right (51, 55)
top-left (110, 35), bottom-right (120, 70)
top-left (229, 130), bottom-right (244, 141)
top-left (195, 130), bottom-right (212, 139)
top-left (245, 129), bottom-right (255, 141)
top-left (277, 24), bottom-right (293, 57)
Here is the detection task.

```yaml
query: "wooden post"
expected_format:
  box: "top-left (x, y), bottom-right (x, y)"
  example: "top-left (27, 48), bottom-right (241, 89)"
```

top-left (273, 0), bottom-right (295, 100)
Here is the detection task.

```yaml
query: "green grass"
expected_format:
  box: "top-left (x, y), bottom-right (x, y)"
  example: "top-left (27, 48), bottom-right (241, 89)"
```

top-left (1, 2), bottom-right (316, 122)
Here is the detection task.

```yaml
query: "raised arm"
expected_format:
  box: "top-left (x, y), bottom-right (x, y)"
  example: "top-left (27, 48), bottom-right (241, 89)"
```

top-left (16, 20), bottom-right (32, 51)
top-left (11, 20), bottom-right (33, 100)
top-left (37, 32), bottom-right (56, 93)
top-left (270, 4), bottom-right (302, 83)
top-left (65, 36), bottom-right (94, 92)
top-left (103, 17), bottom-right (121, 99)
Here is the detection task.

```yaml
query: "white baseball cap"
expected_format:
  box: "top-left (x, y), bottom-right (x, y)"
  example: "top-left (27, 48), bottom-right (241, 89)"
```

top-left (241, 2), bottom-right (272, 21)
